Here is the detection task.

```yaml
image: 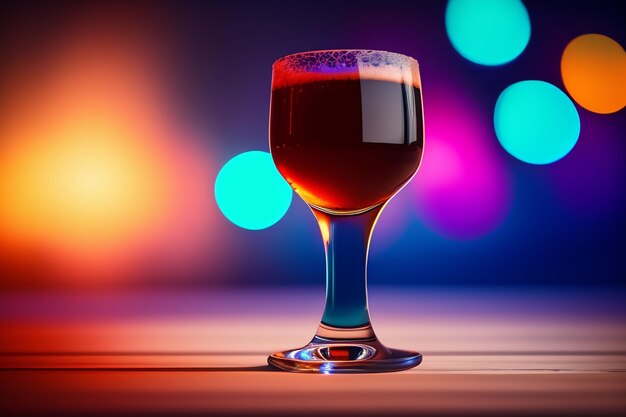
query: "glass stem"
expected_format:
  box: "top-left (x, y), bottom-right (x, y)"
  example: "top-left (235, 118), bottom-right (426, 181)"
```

top-left (311, 205), bottom-right (384, 332)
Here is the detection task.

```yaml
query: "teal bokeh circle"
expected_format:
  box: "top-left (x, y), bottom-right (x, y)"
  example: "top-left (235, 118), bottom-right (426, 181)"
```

top-left (215, 151), bottom-right (292, 230)
top-left (494, 80), bottom-right (581, 165)
top-left (445, 0), bottom-right (531, 66)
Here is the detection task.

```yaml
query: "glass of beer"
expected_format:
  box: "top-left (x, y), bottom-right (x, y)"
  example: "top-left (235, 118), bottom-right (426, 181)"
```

top-left (268, 50), bottom-right (424, 373)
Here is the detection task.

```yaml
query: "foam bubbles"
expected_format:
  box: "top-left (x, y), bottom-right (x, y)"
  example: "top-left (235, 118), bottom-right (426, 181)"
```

top-left (272, 50), bottom-right (420, 89)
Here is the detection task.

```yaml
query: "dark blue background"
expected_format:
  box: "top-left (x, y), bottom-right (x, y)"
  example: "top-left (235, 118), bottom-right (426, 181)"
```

top-left (179, 0), bottom-right (625, 287)
top-left (3, 0), bottom-right (624, 288)
top-left (166, 0), bottom-right (625, 287)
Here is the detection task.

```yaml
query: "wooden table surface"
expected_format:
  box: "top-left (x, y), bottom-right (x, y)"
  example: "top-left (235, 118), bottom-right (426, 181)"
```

top-left (1, 288), bottom-right (625, 416)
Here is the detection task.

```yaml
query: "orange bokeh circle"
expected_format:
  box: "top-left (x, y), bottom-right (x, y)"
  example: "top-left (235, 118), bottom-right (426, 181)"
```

top-left (561, 34), bottom-right (626, 114)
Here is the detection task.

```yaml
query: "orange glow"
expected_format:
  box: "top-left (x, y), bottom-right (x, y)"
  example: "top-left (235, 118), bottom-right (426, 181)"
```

top-left (0, 118), bottom-right (167, 256)
top-left (0, 18), bottom-right (224, 285)
top-left (561, 34), bottom-right (626, 114)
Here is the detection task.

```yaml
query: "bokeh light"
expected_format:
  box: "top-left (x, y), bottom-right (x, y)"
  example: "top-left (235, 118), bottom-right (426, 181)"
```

top-left (0, 15), bottom-right (227, 286)
top-left (411, 83), bottom-right (512, 240)
top-left (0, 122), bottom-right (167, 251)
top-left (494, 80), bottom-right (580, 165)
top-left (215, 151), bottom-right (292, 230)
top-left (445, 0), bottom-right (531, 66)
top-left (561, 34), bottom-right (626, 114)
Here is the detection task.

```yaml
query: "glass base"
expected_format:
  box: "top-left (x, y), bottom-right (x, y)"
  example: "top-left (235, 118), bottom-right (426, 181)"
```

top-left (268, 325), bottom-right (421, 373)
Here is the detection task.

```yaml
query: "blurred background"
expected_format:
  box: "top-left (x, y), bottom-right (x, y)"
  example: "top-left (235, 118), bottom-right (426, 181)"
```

top-left (0, 0), bottom-right (624, 291)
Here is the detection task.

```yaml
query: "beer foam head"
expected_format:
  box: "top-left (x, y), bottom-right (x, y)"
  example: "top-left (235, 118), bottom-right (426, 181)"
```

top-left (272, 50), bottom-right (421, 89)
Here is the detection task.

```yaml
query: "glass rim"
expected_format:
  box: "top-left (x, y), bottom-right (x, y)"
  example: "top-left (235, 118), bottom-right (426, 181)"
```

top-left (272, 49), bottom-right (419, 68)
top-left (271, 49), bottom-right (420, 89)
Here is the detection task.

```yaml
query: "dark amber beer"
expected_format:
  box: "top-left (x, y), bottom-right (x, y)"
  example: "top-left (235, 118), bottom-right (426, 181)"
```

top-left (270, 78), bottom-right (423, 213)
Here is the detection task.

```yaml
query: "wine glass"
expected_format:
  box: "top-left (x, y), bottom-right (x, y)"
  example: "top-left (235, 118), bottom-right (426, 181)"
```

top-left (268, 50), bottom-right (424, 373)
